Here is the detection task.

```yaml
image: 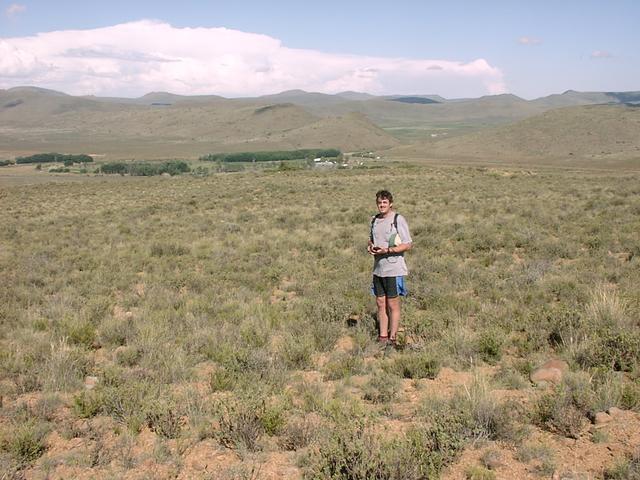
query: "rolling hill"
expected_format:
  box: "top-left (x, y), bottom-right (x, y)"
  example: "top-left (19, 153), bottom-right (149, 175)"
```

top-left (0, 88), bottom-right (398, 159)
top-left (387, 104), bottom-right (640, 167)
top-left (1, 86), bottom-right (639, 162)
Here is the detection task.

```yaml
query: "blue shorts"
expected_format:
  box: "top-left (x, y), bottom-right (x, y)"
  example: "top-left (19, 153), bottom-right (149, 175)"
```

top-left (371, 275), bottom-right (407, 298)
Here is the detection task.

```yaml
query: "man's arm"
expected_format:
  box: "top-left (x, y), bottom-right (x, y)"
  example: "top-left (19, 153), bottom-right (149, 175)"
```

top-left (386, 242), bottom-right (412, 255)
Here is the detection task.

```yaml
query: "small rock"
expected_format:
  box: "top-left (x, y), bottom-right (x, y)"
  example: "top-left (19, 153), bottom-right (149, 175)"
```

top-left (530, 359), bottom-right (568, 386)
top-left (608, 407), bottom-right (624, 417)
top-left (540, 359), bottom-right (569, 372)
top-left (594, 412), bottom-right (612, 425)
top-left (530, 368), bottom-right (562, 385)
top-left (84, 376), bottom-right (99, 390)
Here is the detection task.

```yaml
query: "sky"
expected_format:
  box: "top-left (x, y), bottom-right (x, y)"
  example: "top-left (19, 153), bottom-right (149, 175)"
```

top-left (0, 0), bottom-right (638, 99)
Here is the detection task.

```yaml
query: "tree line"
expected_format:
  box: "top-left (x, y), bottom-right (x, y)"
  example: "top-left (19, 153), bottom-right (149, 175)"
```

top-left (100, 160), bottom-right (190, 176)
top-left (16, 153), bottom-right (94, 165)
top-left (199, 148), bottom-right (341, 163)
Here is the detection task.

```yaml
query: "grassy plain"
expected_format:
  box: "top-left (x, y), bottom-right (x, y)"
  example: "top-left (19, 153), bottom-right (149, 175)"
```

top-left (1, 163), bottom-right (640, 479)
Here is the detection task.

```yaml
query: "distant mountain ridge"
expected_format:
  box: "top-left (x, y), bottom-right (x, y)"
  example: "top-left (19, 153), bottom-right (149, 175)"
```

top-left (1, 86), bottom-right (639, 161)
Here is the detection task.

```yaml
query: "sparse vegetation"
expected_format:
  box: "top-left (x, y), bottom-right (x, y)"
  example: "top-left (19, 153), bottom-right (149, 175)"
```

top-left (1, 163), bottom-right (639, 478)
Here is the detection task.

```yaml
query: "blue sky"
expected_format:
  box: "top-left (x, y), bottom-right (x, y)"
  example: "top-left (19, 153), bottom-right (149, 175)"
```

top-left (1, 0), bottom-right (638, 98)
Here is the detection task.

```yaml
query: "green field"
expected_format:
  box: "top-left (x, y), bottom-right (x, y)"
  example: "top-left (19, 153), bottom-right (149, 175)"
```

top-left (1, 164), bottom-right (639, 479)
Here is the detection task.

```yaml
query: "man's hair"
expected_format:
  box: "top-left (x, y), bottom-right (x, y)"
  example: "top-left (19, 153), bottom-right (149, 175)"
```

top-left (376, 190), bottom-right (393, 203)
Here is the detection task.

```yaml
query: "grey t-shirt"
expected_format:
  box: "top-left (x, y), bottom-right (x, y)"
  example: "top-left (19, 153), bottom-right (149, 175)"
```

top-left (371, 212), bottom-right (412, 277)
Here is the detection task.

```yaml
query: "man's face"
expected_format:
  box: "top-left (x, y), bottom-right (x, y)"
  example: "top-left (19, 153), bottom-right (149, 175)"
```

top-left (376, 198), bottom-right (392, 215)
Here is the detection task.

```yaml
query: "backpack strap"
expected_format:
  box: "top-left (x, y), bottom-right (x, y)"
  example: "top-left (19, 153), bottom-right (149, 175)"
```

top-left (369, 214), bottom-right (378, 243)
top-left (370, 213), bottom-right (399, 243)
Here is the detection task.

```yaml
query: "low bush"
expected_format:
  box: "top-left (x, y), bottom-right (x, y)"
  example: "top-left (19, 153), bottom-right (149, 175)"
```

top-left (304, 411), bottom-right (471, 480)
top-left (466, 465), bottom-right (496, 480)
top-left (73, 389), bottom-right (104, 418)
top-left (532, 373), bottom-right (593, 438)
top-left (516, 442), bottom-right (556, 476)
top-left (323, 353), bottom-right (365, 380)
top-left (278, 415), bottom-right (320, 450)
top-left (0, 419), bottom-right (49, 465)
top-left (604, 450), bottom-right (640, 479)
top-left (386, 351), bottom-right (441, 379)
top-left (216, 400), bottom-right (266, 452)
top-left (362, 372), bottom-right (401, 403)
top-left (146, 401), bottom-right (183, 439)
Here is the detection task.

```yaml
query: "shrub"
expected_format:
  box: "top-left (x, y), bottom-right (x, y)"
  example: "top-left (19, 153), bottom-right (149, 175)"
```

top-left (43, 339), bottom-right (92, 392)
top-left (115, 345), bottom-right (142, 367)
top-left (604, 451), bottom-right (640, 479)
top-left (216, 400), bottom-right (265, 452)
top-left (478, 329), bottom-right (503, 364)
top-left (259, 403), bottom-right (286, 436)
top-left (532, 375), bottom-right (592, 438)
top-left (146, 401), bottom-right (183, 439)
top-left (279, 334), bottom-right (314, 370)
top-left (0, 420), bottom-right (49, 465)
top-left (362, 372), bottom-right (401, 404)
top-left (516, 442), bottom-right (556, 476)
top-left (209, 367), bottom-right (236, 392)
top-left (573, 323), bottom-right (640, 372)
top-left (278, 415), bottom-right (319, 450)
top-left (387, 351), bottom-right (440, 379)
top-left (323, 353), bottom-right (365, 380)
top-left (466, 466), bottom-right (496, 480)
top-left (304, 413), bottom-right (471, 479)
top-left (101, 381), bottom-right (159, 433)
top-left (452, 375), bottom-right (526, 443)
top-left (73, 390), bottom-right (104, 418)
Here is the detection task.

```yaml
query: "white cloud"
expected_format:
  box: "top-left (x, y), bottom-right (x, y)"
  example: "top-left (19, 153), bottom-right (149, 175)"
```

top-left (0, 20), bottom-right (507, 97)
top-left (518, 36), bottom-right (542, 45)
top-left (5, 3), bottom-right (26, 18)
top-left (590, 50), bottom-right (613, 59)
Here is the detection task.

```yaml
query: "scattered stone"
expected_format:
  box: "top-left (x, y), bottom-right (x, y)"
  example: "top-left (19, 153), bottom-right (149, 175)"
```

top-left (608, 407), bottom-right (624, 417)
top-left (84, 376), bottom-right (99, 390)
top-left (594, 412), bottom-right (612, 425)
top-left (530, 359), bottom-right (568, 386)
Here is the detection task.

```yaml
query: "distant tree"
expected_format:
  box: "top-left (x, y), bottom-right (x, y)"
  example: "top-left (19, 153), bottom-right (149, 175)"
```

top-left (16, 153), bottom-right (94, 164)
top-left (199, 148), bottom-right (341, 163)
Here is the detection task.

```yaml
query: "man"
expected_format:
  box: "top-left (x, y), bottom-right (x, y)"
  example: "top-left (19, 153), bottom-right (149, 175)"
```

top-left (367, 190), bottom-right (412, 347)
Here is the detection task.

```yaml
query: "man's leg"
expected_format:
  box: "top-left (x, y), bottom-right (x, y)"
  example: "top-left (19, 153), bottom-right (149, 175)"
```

top-left (376, 295), bottom-right (389, 339)
top-left (387, 296), bottom-right (401, 342)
